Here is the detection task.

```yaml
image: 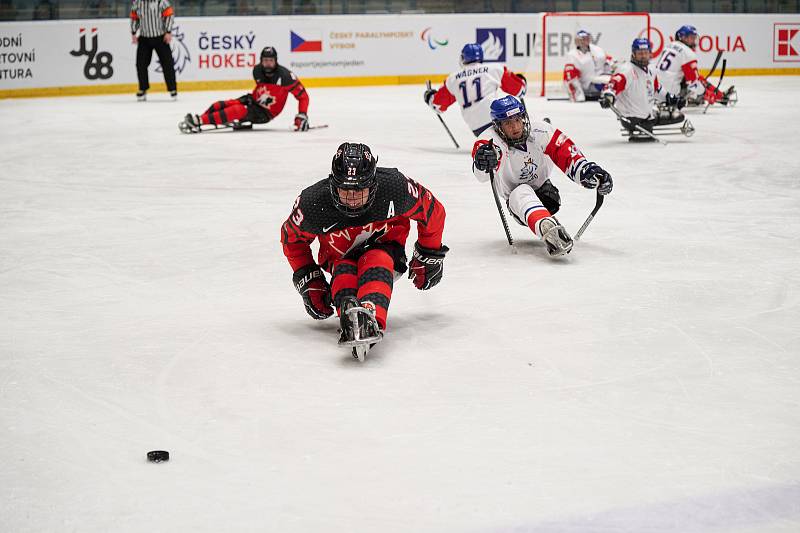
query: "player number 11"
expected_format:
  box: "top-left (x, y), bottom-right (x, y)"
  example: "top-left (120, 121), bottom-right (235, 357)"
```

top-left (458, 78), bottom-right (483, 108)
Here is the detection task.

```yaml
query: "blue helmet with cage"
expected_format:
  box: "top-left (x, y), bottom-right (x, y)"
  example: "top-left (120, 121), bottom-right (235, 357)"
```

top-left (460, 43), bottom-right (484, 66)
top-left (490, 96), bottom-right (530, 145)
top-left (631, 38), bottom-right (652, 68)
top-left (631, 38), bottom-right (652, 52)
top-left (675, 25), bottom-right (698, 48)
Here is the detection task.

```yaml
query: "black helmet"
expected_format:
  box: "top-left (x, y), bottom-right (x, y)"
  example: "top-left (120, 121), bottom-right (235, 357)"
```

top-left (260, 46), bottom-right (278, 72)
top-left (329, 142), bottom-right (378, 217)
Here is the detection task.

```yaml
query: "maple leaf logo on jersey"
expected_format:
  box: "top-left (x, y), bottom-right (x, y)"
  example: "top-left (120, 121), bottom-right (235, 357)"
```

top-left (520, 156), bottom-right (539, 182)
top-left (254, 85), bottom-right (275, 108)
top-left (327, 222), bottom-right (389, 257)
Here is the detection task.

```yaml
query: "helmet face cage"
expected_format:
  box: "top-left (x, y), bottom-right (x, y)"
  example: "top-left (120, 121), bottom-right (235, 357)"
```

top-left (630, 38), bottom-right (652, 68)
top-left (490, 97), bottom-right (531, 145)
top-left (675, 25), bottom-right (698, 48)
top-left (460, 43), bottom-right (484, 66)
top-left (329, 143), bottom-right (379, 217)
top-left (261, 46), bottom-right (278, 72)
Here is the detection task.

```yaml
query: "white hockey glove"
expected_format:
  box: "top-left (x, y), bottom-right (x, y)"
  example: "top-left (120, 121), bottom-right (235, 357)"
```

top-left (599, 92), bottom-right (615, 109)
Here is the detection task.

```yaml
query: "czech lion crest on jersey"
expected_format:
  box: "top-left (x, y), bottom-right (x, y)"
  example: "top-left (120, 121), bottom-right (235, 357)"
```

top-left (520, 156), bottom-right (539, 182)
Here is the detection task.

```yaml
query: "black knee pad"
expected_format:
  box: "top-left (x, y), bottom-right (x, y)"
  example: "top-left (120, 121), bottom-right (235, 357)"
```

top-left (535, 180), bottom-right (561, 215)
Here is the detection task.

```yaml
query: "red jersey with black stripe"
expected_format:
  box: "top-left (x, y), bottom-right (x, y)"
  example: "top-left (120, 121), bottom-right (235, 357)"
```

top-left (250, 64), bottom-right (309, 118)
top-left (281, 168), bottom-right (446, 273)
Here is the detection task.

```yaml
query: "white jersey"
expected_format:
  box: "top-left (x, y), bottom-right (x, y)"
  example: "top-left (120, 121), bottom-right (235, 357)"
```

top-left (653, 40), bottom-right (703, 98)
top-left (565, 44), bottom-right (612, 90)
top-left (604, 61), bottom-right (665, 119)
top-left (431, 63), bottom-right (526, 133)
top-left (472, 120), bottom-right (589, 225)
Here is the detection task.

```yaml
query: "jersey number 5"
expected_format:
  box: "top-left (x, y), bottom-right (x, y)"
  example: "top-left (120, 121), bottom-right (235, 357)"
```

top-left (658, 50), bottom-right (676, 71)
top-left (458, 78), bottom-right (484, 108)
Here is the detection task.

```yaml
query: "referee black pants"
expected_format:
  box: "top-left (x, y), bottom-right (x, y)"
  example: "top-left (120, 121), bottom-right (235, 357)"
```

top-left (136, 36), bottom-right (176, 92)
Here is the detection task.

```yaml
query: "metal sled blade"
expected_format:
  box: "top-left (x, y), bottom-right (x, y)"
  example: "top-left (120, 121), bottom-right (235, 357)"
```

top-left (338, 306), bottom-right (383, 348)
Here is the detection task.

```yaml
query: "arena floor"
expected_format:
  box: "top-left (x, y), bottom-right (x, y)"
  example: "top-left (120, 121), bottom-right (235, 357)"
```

top-left (1, 77), bottom-right (799, 532)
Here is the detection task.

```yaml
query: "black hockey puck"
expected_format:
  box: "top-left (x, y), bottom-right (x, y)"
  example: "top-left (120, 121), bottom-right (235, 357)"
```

top-left (147, 450), bottom-right (169, 463)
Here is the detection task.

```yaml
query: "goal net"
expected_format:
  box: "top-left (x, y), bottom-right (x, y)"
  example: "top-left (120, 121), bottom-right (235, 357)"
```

top-left (538, 12), bottom-right (651, 97)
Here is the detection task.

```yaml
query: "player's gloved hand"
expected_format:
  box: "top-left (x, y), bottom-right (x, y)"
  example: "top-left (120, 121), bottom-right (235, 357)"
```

top-left (599, 92), bottom-right (615, 109)
top-left (579, 162), bottom-right (613, 195)
top-left (516, 73), bottom-right (528, 96)
top-left (293, 264), bottom-right (333, 319)
top-left (665, 93), bottom-right (686, 110)
top-left (473, 142), bottom-right (499, 172)
top-left (408, 243), bottom-right (449, 290)
top-left (423, 88), bottom-right (436, 105)
top-left (294, 112), bottom-right (309, 132)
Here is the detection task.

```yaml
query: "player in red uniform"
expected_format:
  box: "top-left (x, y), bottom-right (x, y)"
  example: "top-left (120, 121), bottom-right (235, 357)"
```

top-left (179, 46), bottom-right (310, 133)
top-left (281, 142), bottom-right (448, 360)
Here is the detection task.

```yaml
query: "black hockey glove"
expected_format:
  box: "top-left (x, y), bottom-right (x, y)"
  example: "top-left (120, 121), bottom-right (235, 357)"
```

top-left (474, 142), bottom-right (499, 172)
top-left (579, 162), bottom-right (613, 195)
top-left (599, 92), bottom-right (615, 109)
top-left (665, 93), bottom-right (686, 110)
top-left (408, 243), bottom-right (449, 291)
top-left (293, 264), bottom-right (333, 320)
top-left (423, 88), bottom-right (436, 106)
top-left (294, 112), bottom-right (309, 132)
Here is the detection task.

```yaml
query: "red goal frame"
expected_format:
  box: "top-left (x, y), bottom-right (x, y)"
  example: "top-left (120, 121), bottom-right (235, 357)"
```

top-left (540, 11), bottom-right (651, 97)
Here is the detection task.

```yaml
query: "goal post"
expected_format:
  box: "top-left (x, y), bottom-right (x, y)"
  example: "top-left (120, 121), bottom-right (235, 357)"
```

top-left (539, 11), bottom-right (651, 97)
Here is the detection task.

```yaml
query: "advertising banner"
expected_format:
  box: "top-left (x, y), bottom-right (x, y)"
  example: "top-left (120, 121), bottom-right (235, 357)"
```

top-left (1, 13), bottom-right (799, 97)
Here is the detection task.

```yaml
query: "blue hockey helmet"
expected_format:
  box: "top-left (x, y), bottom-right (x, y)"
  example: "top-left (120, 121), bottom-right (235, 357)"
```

top-left (490, 96), bottom-right (530, 145)
top-left (675, 25), bottom-right (698, 41)
top-left (675, 25), bottom-right (698, 48)
top-left (631, 38), bottom-right (652, 68)
top-left (460, 43), bottom-right (484, 66)
top-left (631, 38), bottom-right (652, 52)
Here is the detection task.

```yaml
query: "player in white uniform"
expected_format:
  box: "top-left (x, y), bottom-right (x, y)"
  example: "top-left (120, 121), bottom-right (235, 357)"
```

top-left (600, 38), bottom-right (686, 142)
top-left (563, 30), bottom-right (614, 102)
top-left (425, 43), bottom-right (527, 136)
top-left (471, 96), bottom-right (613, 257)
top-left (654, 25), bottom-right (735, 106)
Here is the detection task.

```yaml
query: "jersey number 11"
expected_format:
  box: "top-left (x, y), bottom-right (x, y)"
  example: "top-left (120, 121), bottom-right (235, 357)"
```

top-left (459, 78), bottom-right (484, 108)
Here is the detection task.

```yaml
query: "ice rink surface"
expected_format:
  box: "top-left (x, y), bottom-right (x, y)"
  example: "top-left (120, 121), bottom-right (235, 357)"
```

top-left (1, 77), bottom-right (799, 532)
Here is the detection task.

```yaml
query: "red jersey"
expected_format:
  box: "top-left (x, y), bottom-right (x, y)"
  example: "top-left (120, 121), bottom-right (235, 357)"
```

top-left (281, 168), bottom-right (445, 273)
top-left (249, 64), bottom-right (309, 119)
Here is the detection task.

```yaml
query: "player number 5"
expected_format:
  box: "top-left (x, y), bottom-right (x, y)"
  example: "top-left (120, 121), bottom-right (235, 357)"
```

top-left (658, 50), bottom-right (676, 71)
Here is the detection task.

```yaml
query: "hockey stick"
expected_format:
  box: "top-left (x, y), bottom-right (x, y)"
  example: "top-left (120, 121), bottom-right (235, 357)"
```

top-left (608, 104), bottom-right (668, 146)
top-left (485, 143), bottom-right (515, 250)
top-left (705, 50), bottom-right (723, 79)
top-left (426, 80), bottom-right (460, 149)
top-left (703, 59), bottom-right (727, 115)
top-left (574, 192), bottom-right (605, 241)
top-left (546, 97), bottom-right (572, 101)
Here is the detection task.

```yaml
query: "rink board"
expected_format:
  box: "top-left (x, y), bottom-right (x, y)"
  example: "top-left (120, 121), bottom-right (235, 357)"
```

top-left (1, 12), bottom-right (800, 98)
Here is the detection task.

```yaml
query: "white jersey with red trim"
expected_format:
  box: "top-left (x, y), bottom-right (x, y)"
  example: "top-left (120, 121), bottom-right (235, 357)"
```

top-left (654, 40), bottom-right (703, 98)
top-left (603, 61), bottom-right (665, 119)
top-left (565, 44), bottom-right (612, 90)
top-left (430, 63), bottom-right (526, 132)
top-left (472, 121), bottom-right (588, 198)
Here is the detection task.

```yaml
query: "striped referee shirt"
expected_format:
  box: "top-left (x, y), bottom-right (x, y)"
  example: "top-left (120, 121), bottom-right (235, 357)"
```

top-left (130, 0), bottom-right (174, 38)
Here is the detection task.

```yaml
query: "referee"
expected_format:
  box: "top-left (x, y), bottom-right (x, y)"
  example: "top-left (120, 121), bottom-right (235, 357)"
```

top-left (130, 0), bottom-right (177, 101)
